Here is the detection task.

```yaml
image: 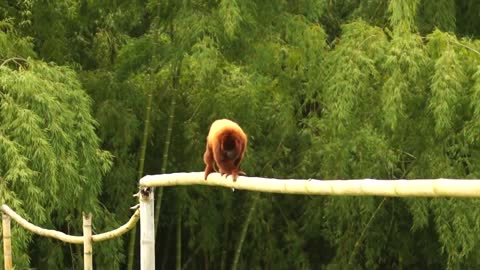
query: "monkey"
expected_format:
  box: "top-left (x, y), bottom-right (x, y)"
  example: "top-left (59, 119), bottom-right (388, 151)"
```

top-left (203, 119), bottom-right (247, 181)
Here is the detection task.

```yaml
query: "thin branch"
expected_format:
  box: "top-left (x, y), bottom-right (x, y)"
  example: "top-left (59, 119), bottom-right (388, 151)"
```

top-left (0, 57), bottom-right (28, 68)
top-left (348, 197), bottom-right (387, 264)
top-left (161, 222), bottom-right (174, 270)
top-left (154, 67), bottom-right (179, 237)
top-left (230, 138), bottom-right (286, 270)
top-left (1, 205), bottom-right (140, 244)
top-left (358, 34), bottom-right (380, 48)
top-left (176, 202), bottom-right (182, 270)
top-left (181, 245), bottom-right (201, 270)
top-left (452, 40), bottom-right (480, 57)
top-left (231, 193), bottom-right (260, 270)
top-left (140, 172), bottom-right (480, 198)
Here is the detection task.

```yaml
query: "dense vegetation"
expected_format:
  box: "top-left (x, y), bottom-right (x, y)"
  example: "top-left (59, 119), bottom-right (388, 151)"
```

top-left (1, 0), bottom-right (480, 269)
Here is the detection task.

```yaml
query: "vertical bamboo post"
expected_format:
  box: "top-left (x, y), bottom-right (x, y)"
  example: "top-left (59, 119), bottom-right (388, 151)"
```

top-left (83, 213), bottom-right (93, 270)
top-left (140, 187), bottom-right (155, 270)
top-left (2, 213), bottom-right (13, 270)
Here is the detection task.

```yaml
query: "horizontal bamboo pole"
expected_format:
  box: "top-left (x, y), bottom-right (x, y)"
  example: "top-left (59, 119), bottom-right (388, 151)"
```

top-left (0, 205), bottom-right (140, 244)
top-left (140, 172), bottom-right (480, 198)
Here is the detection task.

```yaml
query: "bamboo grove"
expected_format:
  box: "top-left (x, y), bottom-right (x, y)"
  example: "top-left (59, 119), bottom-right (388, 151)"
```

top-left (1, 0), bottom-right (480, 269)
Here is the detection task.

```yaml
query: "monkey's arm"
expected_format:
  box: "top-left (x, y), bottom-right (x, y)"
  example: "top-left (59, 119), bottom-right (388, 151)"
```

top-left (228, 139), bottom-right (247, 181)
top-left (203, 144), bottom-right (216, 180)
top-left (229, 157), bottom-right (246, 181)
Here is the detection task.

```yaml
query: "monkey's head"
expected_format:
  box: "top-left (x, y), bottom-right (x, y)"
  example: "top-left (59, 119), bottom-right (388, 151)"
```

top-left (221, 134), bottom-right (240, 160)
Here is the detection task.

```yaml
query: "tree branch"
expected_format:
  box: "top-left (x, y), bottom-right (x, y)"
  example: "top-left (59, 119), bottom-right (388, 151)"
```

top-left (0, 57), bottom-right (28, 68)
top-left (348, 197), bottom-right (387, 264)
top-left (452, 40), bottom-right (480, 57)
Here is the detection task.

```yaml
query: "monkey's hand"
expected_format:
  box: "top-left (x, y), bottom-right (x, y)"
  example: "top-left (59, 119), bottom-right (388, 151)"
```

top-left (222, 170), bottom-right (246, 182)
top-left (204, 165), bottom-right (216, 180)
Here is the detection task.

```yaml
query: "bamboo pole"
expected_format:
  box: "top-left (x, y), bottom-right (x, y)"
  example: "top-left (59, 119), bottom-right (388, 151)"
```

top-left (83, 213), bottom-right (93, 270)
top-left (140, 172), bottom-right (480, 197)
top-left (128, 71), bottom-right (155, 270)
top-left (1, 205), bottom-right (140, 244)
top-left (140, 187), bottom-right (155, 270)
top-left (175, 203), bottom-right (182, 270)
top-left (154, 24), bottom-right (180, 242)
top-left (231, 193), bottom-right (259, 270)
top-left (94, 209), bottom-right (140, 242)
top-left (2, 213), bottom-right (12, 270)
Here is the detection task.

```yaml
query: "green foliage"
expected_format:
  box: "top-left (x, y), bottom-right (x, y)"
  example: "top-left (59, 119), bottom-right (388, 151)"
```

top-left (418, 0), bottom-right (456, 34)
top-left (298, 4), bottom-right (480, 269)
top-left (219, 0), bottom-right (242, 39)
top-left (0, 20), bottom-right (35, 59)
top-left (388, 0), bottom-right (420, 32)
top-left (381, 33), bottom-right (426, 130)
top-left (428, 37), bottom-right (463, 135)
top-left (431, 198), bottom-right (480, 268)
top-left (0, 46), bottom-right (118, 268)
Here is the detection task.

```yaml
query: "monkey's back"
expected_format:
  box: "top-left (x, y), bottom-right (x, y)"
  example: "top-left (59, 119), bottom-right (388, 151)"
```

top-left (207, 119), bottom-right (247, 146)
